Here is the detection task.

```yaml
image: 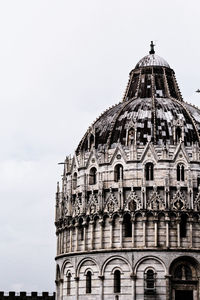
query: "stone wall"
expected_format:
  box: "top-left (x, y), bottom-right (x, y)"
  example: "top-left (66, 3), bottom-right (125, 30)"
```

top-left (0, 292), bottom-right (55, 300)
top-left (56, 251), bottom-right (200, 300)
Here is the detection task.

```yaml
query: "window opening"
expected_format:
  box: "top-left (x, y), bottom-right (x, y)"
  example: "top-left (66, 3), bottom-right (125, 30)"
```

top-left (73, 173), bottom-right (77, 189)
top-left (89, 167), bottom-right (97, 185)
top-left (79, 218), bottom-right (84, 241)
top-left (145, 163), bottom-right (154, 181)
top-left (89, 134), bottom-right (94, 150)
top-left (114, 270), bottom-right (121, 293)
top-left (114, 164), bottom-right (123, 182)
top-left (144, 269), bottom-right (156, 294)
top-left (176, 126), bottom-right (182, 143)
top-left (67, 273), bottom-right (71, 295)
top-left (124, 214), bottom-right (132, 237)
top-left (127, 128), bottom-right (135, 146)
top-left (177, 164), bottom-right (185, 181)
top-left (180, 214), bottom-right (187, 238)
top-left (86, 271), bottom-right (92, 294)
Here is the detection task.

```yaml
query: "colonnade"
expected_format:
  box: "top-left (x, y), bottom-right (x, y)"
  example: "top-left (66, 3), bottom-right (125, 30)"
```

top-left (56, 212), bottom-right (196, 255)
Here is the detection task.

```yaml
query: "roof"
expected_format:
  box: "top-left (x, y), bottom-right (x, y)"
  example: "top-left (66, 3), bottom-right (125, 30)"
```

top-left (76, 47), bottom-right (200, 153)
top-left (135, 54), bottom-right (170, 69)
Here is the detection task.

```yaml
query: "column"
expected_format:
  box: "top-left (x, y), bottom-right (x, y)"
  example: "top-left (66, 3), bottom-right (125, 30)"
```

top-left (62, 230), bottom-right (65, 253)
top-left (83, 223), bottom-right (86, 251)
top-left (165, 219), bottom-right (170, 248)
top-left (189, 217), bottom-right (193, 248)
top-left (142, 216), bottom-right (146, 247)
top-left (109, 219), bottom-right (113, 248)
top-left (59, 231), bottom-right (62, 254)
top-left (90, 221), bottom-right (94, 250)
top-left (99, 219), bottom-right (104, 249)
top-left (165, 275), bottom-right (171, 300)
top-left (74, 277), bottom-right (79, 300)
top-left (119, 218), bottom-right (123, 248)
top-left (60, 279), bottom-right (63, 300)
top-left (177, 218), bottom-right (180, 247)
top-left (98, 275), bottom-right (104, 300)
top-left (132, 219), bottom-right (135, 248)
top-left (65, 228), bottom-right (68, 253)
top-left (154, 219), bottom-right (158, 247)
top-left (75, 223), bottom-right (79, 252)
top-left (131, 274), bottom-right (136, 300)
top-left (56, 233), bottom-right (59, 255)
top-left (69, 226), bottom-right (72, 252)
top-left (55, 281), bottom-right (59, 300)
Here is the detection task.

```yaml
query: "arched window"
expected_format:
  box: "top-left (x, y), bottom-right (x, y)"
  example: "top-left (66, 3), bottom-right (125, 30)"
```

top-left (86, 271), bottom-right (92, 294)
top-left (144, 269), bottom-right (156, 294)
top-left (123, 214), bottom-right (132, 237)
top-left (67, 273), bottom-right (71, 295)
top-left (89, 167), bottom-right (97, 185)
top-left (114, 270), bottom-right (121, 293)
top-left (89, 134), bottom-right (94, 150)
top-left (127, 128), bottom-right (135, 146)
top-left (114, 164), bottom-right (123, 182)
top-left (180, 214), bottom-right (187, 238)
top-left (73, 172), bottom-right (77, 189)
top-left (145, 163), bottom-right (154, 181)
top-left (177, 164), bottom-right (185, 181)
top-left (176, 126), bottom-right (182, 143)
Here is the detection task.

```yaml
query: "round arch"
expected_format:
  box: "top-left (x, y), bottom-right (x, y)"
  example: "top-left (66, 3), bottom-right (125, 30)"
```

top-left (76, 257), bottom-right (100, 277)
top-left (101, 255), bottom-right (132, 276)
top-left (169, 255), bottom-right (200, 275)
top-left (61, 259), bottom-right (75, 278)
top-left (134, 256), bottom-right (167, 275)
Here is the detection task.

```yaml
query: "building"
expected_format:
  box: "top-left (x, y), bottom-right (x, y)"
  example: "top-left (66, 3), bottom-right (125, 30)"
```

top-left (55, 42), bottom-right (200, 300)
top-left (0, 292), bottom-right (55, 300)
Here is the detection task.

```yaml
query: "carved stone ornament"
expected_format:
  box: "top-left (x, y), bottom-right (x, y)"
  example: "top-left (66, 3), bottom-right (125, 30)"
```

top-left (194, 190), bottom-right (200, 211)
top-left (87, 191), bottom-right (99, 215)
top-left (72, 193), bottom-right (82, 217)
top-left (171, 188), bottom-right (187, 210)
top-left (104, 188), bottom-right (119, 213)
top-left (63, 197), bottom-right (68, 217)
top-left (124, 187), bottom-right (141, 211)
top-left (147, 187), bottom-right (165, 210)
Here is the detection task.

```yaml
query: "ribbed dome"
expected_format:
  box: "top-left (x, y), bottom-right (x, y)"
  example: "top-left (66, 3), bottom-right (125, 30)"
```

top-left (77, 99), bottom-right (200, 152)
top-left (76, 46), bottom-right (200, 153)
top-left (135, 54), bottom-right (170, 69)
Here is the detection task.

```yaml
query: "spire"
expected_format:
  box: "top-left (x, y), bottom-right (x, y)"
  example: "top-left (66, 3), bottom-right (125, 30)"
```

top-left (149, 41), bottom-right (155, 55)
top-left (57, 181), bottom-right (60, 193)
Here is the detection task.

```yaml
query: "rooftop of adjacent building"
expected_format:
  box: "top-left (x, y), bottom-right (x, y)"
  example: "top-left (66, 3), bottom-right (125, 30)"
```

top-left (0, 292), bottom-right (55, 300)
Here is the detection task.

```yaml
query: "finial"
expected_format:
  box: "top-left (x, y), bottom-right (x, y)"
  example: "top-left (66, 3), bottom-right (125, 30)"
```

top-left (149, 41), bottom-right (155, 55)
top-left (57, 181), bottom-right (60, 193)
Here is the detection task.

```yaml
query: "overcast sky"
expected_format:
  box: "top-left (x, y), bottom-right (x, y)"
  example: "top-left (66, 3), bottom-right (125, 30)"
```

top-left (0, 0), bottom-right (200, 293)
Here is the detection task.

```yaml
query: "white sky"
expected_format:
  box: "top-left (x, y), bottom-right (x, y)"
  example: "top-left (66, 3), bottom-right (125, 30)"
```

top-left (0, 0), bottom-right (200, 292)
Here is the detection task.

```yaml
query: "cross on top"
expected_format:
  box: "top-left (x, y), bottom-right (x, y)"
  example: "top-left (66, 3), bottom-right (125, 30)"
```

top-left (149, 41), bottom-right (155, 54)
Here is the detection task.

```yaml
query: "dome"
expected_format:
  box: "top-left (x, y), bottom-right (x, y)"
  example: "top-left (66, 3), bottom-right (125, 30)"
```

top-left (77, 99), bottom-right (200, 151)
top-left (76, 46), bottom-right (200, 153)
top-left (135, 54), bottom-right (170, 68)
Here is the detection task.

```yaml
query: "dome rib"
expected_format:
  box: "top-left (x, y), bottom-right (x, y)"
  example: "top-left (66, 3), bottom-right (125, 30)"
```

top-left (169, 97), bottom-right (200, 144)
top-left (107, 97), bottom-right (137, 148)
top-left (151, 71), bottom-right (157, 143)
